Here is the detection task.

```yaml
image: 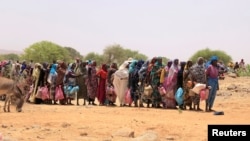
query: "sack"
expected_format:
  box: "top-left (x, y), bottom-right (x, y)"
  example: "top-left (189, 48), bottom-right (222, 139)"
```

top-left (200, 89), bottom-right (209, 101)
top-left (55, 85), bottom-right (64, 100)
top-left (125, 89), bottom-right (132, 104)
top-left (106, 92), bottom-right (117, 103)
top-left (192, 83), bottom-right (206, 94)
top-left (189, 89), bottom-right (195, 96)
top-left (175, 87), bottom-right (184, 105)
top-left (106, 86), bottom-right (114, 95)
top-left (35, 87), bottom-right (43, 99)
top-left (41, 86), bottom-right (49, 100)
top-left (158, 86), bottom-right (166, 96)
top-left (144, 85), bottom-right (153, 96)
top-left (70, 86), bottom-right (79, 94)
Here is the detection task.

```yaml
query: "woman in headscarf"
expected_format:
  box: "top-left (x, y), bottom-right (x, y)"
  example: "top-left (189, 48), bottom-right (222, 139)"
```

top-left (182, 60), bottom-right (193, 110)
top-left (64, 63), bottom-right (78, 105)
top-left (146, 57), bottom-right (157, 85)
top-left (175, 61), bottom-right (186, 109)
top-left (18, 61), bottom-right (33, 103)
top-left (107, 63), bottom-right (118, 87)
top-left (177, 61), bottom-right (186, 89)
top-left (113, 60), bottom-right (130, 107)
top-left (48, 60), bottom-right (58, 104)
top-left (34, 62), bottom-right (49, 104)
top-left (40, 62), bottom-right (49, 86)
top-left (150, 57), bottom-right (163, 108)
top-left (29, 63), bottom-right (42, 103)
top-left (106, 63), bottom-right (118, 106)
top-left (138, 60), bottom-right (149, 82)
top-left (163, 59), bottom-right (179, 109)
top-left (206, 56), bottom-right (219, 112)
top-left (85, 60), bottom-right (98, 105)
top-left (163, 60), bottom-right (173, 89)
top-left (96, 64), bottom-right (108, 106)
top-left (74, 61), bottom-right (88, 105)
top-left (189, 57), bottom-right (206, 111)
top-left (128, 60), bottom-right (139, 107)
top-left (56, 61), bottom-right (67, 105)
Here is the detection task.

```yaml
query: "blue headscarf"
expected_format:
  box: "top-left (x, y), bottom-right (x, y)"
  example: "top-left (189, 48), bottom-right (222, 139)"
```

top-left (211, 56), bottom-right (218, 62)
top-left (49, 63), bottom-right (57, 74)
top-left (205, 56), bottom-right (218, 68)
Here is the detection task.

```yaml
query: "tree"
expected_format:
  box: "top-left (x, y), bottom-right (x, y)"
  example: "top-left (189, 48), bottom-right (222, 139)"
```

top-left (21, 41), bottom-right (71, 63)
top-left (102, 44), bottom-right (127, 65)
top-left (189, 48), bottom-right (232, 65)
top-left (161, 57), bottom-right (169, 66)
top-left (123, 49), bottom-right (148, 61)
top-left (64, 47), bottom-right (84, 60)
top-left (0, 53), bottom-right (20, 61)
top-left (84, 52), bottom-right (104, 65)
top-left (102, 44), bottom-right (148, 65)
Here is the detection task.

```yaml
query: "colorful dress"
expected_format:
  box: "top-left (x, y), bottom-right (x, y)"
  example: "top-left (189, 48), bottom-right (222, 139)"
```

top-left (150, 59), bottom-right (162, 107)
top-left (189, 62), bottom-right (206, 105)
top-left (75, 62), bottom-right (88, 101)
top-left (85, 64), bottom-right (98, 101)
top-left (163, 63), bottom-right (178, 108)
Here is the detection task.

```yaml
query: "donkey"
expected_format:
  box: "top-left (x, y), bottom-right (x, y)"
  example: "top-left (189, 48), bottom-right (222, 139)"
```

top-left (0, 77), bottom-right (26, 112)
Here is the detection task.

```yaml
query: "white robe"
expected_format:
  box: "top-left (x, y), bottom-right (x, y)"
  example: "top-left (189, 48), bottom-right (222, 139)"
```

top-left (113, 68), bottom-right (129, 105)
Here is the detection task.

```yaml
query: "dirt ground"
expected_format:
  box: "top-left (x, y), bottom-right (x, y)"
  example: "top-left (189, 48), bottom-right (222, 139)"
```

top-left (1, 75), bottom-right (250, 141)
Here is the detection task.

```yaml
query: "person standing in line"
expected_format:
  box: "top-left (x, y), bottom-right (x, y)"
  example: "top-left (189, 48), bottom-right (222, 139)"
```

top-left (96, 64), bottom-right (108, 106)
top-left (182, 60), bottom-right (193, 110)
top-left (75, 60), bottom-right (88, 105)
top-left (56, 61), bottom-right (67, 105)
top-left (85, 60), bottom-right (98, 105)
top-left (206, 56), bottom-right (219, 112)
top-left (163, 59), bottom-right (179, 109)
top-left (106, 63), bottom-right (118, 106)
top-left (64, 63), bottom-right (79, 105)
top-left (48, 60), bottom-right (58, 104)
top-left (29, 63), bottom-right (42, 103)
top-left (113, 59), bottom-right (131, 107)
top-left (189, 57), bottom-right (207, 111)
top-left (150, 57), bottom-right (164, 108)
top-left (176, 61), bottom-right (186, 109)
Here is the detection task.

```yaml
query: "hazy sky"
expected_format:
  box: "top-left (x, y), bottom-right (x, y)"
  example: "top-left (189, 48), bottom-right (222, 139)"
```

top-left (1, 0), bottom-right (250, 63)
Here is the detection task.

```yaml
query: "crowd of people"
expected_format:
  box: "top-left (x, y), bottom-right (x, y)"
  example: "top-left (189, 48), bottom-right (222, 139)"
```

top-left (0, 56), bottom-right (246, 112)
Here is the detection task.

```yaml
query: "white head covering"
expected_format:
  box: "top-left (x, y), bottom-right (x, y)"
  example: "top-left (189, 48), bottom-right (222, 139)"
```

top-left (119, 61), bottom-right (129, 70)
top-left (118, 58), bottom-right (133, 70)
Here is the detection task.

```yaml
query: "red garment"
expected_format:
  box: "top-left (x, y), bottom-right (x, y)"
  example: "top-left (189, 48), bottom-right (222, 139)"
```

top-left (97, 70), bottom-right (107, 79)
top-left (96, 67), bottom-right (107, 104)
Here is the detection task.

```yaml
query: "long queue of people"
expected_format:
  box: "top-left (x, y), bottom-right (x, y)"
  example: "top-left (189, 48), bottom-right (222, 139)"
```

top-left (0, 56), bottom-right (225, 112)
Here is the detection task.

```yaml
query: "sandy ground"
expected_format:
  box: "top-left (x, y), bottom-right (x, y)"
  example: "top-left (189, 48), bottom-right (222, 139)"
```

top-left (1, 75), bottom-right (250, 141)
